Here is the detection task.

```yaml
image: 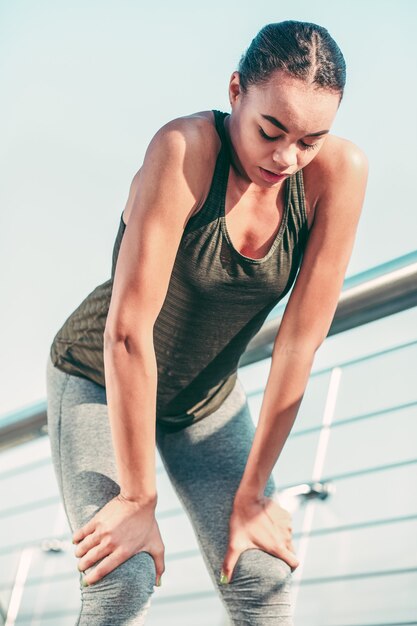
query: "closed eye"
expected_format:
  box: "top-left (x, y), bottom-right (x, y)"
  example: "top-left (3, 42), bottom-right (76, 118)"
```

top-left (258, 127), bottom-right (279, 142)
top-left (258, 126), bottom-right (319, 151)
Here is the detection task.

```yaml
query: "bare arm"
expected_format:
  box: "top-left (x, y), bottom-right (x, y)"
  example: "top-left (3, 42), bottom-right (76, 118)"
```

top-left (103, 118), bottom-right (212, 501)
top-left (220, 140), bottom-right (369, 583)
top-left (72, 114), bottom-right (215, 586)
top-left (236, 141), bottom-right (369, 501)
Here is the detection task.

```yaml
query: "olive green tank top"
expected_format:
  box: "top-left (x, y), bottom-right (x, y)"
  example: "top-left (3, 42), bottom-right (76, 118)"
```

top-left (50, 109), bottom-right (309, 432)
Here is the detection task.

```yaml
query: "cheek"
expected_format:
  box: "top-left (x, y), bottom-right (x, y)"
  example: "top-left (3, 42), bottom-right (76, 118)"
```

top-left (237, 128), bottom-right (251, 155)
top-left (299, 149), bottom-right (320, 168)
top-left (241, 134), bottom-right (260, 161)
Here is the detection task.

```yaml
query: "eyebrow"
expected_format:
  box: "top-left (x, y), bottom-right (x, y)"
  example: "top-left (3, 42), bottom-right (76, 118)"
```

top-left (261, 114), bottom-right (329, 138)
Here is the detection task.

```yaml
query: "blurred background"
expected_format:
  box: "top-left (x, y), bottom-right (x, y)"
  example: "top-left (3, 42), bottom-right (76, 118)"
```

top-left (1, 0), bottom-right (416, 624)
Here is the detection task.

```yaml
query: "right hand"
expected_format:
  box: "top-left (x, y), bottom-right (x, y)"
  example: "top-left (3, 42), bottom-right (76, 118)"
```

top-left (72, 493), bottom-right (165, 587)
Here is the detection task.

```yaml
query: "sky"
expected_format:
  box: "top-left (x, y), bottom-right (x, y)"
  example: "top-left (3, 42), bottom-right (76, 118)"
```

top-left (1, 0), bottom-right (416, 416)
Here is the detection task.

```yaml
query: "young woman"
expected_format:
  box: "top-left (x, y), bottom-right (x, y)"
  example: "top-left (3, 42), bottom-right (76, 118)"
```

top-left (46, 20), bottom-right (368, 625)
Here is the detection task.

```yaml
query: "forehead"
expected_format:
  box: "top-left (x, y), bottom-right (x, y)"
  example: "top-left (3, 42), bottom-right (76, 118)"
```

top-left (246, 71), bottom-right (340, 133)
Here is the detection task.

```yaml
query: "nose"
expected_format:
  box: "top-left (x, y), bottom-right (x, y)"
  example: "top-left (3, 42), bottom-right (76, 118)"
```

top-left (272, 145), bottom-right (297, 170)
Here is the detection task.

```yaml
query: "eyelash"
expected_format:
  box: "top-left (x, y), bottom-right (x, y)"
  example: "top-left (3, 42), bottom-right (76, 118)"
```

top-left (258, 127), bottom-right (319, 151)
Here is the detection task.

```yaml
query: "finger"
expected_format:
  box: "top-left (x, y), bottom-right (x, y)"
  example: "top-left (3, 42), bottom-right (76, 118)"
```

top-left (148, 547), bottom-right (165, 587)
top-left (273, 545), bottom-right (300, 571)
top-left (72, 518), bottom-right (97, 544)
top-left (287, 543), bottom-right (299, 572)
top-left (77, 541), bottom-right (113, 574)
top-left (220, 545), bottom-right (241, 585)
top-left (83, 547), bottom-right (127, 586)
top-left (147, 526), bottom-right (165, 586)
top-left (74, 531), bottom-right (100, 558)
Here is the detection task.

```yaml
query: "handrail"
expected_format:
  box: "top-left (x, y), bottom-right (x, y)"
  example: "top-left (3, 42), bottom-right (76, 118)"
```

top-left (1, 250), bottom-right (417, 452)
top-left (239, 251), bottom-right (417, 366)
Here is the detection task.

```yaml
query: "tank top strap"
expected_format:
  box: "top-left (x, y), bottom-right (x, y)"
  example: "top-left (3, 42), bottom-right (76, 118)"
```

top-left (293, 168), bottom-right (307, 224)
top-left (211, 108), bottom-right (232, 195)
top-left (184, 110), bottom-right (230, 229)
top-left (286, 168), bottom-right (309, 243)
top-left (212, 109), bottom-right (230, 146)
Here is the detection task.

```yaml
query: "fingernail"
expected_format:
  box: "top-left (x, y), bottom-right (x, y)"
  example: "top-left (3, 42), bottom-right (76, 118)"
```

top-left (72, 539), bottom-right (76, 544)
top-left (219, 571), bottom-right (228, 585)
top-left (81, 575), bottom-right (89, 587)
top-left (156, 575), bottom-right (162, 587)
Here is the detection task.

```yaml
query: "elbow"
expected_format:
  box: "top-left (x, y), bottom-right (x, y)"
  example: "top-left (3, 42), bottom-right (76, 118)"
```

top-left (274, 330), bottom-right (326, 358)
top-left (103, 331), bottom-right (157, 381)
top-left (103, 326), bottom-right (154, 355)
top-left (302, 331), bottom-right (328, 355)
top-left (103, 326), bottom-right (127, 349)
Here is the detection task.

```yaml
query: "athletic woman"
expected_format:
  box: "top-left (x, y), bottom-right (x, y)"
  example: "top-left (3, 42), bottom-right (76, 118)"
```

top-left (46, 20), bottom-right (368, 625)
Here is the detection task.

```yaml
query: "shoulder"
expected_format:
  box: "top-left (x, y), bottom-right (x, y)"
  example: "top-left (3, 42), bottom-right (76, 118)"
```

top-left (149, 110), bottom-right (220, 164)
top-left (310, 134), bottom-right (368, 178)
top-left (130, 110), bottom-right (221, 207)
top-left (277, 136), bottom-right (369, 351)
top-left (302, 134), bottom-right (369, 221)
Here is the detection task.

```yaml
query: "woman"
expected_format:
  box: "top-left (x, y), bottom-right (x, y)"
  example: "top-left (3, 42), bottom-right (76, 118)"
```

top-left (46, 20), bottom-right (368, 625)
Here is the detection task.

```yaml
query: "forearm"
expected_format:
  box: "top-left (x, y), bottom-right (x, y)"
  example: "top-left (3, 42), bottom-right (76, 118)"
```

top-left (235, 343), bottom-right (316, 502)
top-left (103, 334), bottom-right (158, 504)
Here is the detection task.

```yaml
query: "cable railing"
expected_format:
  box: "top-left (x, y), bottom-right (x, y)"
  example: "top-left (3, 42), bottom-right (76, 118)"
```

top-left (2, 250), bottom-right (417, 451)
top-left (1, 249), bottom-right (417, 626)
top-left (240, 249), bottom-right (417, 365)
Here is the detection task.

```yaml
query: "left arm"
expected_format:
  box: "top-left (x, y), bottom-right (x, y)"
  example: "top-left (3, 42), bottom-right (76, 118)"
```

top-left (236, 142), bottom-right (369, 500)
top-left (220, 141), bottom-right (369, 584)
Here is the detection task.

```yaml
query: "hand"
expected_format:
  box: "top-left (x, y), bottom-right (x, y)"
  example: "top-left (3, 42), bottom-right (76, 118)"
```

top-left (220, 494), bottom-right (299, 584)
top-left (72, 493), bottom-right (165, 587)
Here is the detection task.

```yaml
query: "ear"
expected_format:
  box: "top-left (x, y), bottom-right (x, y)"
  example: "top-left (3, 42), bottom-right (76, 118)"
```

top-left (228, 71), bottom-right (242, 107)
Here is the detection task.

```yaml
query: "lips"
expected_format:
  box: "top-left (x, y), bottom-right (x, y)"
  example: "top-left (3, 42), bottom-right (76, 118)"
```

top-left (259, 167), bottom-right (289, 183)
top-left (262, 167), bottom-right (288, 176)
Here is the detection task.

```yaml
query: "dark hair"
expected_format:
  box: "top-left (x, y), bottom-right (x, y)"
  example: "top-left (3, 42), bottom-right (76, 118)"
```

top-left (238, 20), bottom-right (346, 100)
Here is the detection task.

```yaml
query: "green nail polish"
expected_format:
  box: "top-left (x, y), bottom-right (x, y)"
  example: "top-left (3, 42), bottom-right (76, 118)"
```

top-left (156, 575), bottom-right (162, 587)
top-left (81, 575), bottom-right (89, 587)
top-left (219, 571), bottom-right (228, 585)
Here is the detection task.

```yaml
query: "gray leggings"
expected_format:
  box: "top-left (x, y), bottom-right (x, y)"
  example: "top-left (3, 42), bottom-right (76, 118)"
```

top-left (46, 354), bottom-right (294, 625)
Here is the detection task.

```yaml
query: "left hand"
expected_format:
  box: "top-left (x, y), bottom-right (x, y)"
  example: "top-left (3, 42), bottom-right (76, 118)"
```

top-left (220, 495), bottom-right (300, 584)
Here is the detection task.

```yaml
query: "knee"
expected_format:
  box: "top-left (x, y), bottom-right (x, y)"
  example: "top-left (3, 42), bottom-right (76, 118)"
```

top-left (80, 551), bottom-right (156, 620)
top-left (221, 550), bottom-right (293, 625)
top-left (230, 548), bottom-right (292, 593)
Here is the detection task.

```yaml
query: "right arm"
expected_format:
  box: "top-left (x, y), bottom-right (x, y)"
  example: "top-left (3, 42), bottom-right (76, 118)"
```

top-left (71, 114), bottom-right (216, 586)
top-left (103, 119), bottom-right (209, 503)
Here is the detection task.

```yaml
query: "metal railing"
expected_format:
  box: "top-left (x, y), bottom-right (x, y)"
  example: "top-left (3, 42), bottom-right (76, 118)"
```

top-left (240, 249), bottom-right (417, 365)
top-left (1, 249), bottom-right (417, 625)
top-left (1, 250), bottom-right (417, 452)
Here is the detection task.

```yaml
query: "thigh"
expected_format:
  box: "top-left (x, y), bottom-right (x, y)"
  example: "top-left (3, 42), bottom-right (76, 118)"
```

top-left (46, 355), bottom-right (120, 530)
top-left (156, 377), bottom-right (294, 625)
top-left (46, 355), bottom-right (156, 625)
